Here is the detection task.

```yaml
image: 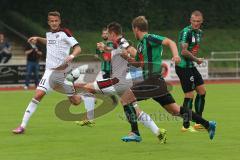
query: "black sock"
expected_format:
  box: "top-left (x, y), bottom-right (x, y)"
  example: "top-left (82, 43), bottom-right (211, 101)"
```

top-left (182, 98), bottom-right (193, 128)
top-left (180, 106), bottom-right (209, 129)
top-left (195, 94), bottom-right (205, 117)
top-left (123, 104), bottom-right (140, 136)
top-left (184, 98), bottom-right (193, 109)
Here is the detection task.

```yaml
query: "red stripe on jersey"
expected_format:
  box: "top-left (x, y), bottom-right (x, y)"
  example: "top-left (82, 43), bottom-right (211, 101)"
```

top-left (138, 53), bottom-right (144, 67)
top-left (61, 28), bottom-right (73, 37)
top-left (138, 53), bottom-right (144, 62)
top-left (103, 52), bottom-right (111, 61)
top-left (97, 77), bottom-right (119, 89)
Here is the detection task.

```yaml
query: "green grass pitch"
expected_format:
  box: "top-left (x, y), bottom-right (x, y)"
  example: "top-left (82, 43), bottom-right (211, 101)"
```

top-left (0, 84), bottom-right (239, 160)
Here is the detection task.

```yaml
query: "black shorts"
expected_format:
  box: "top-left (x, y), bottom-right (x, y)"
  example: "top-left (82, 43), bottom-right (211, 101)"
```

top-left (175, 66), bottom-right (204, 93)
top-left (131, 75), bottom-right (175, 106)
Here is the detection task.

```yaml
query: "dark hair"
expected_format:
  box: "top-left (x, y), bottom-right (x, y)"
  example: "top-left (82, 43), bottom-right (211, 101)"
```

top-left (107, 22), bottom-right (122, 35)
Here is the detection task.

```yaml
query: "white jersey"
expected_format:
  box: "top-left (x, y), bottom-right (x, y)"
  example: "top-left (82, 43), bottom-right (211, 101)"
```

top-left (46, 28), bottom-right (78, 69)
top-left (111, 37), bottom-right (129, 80)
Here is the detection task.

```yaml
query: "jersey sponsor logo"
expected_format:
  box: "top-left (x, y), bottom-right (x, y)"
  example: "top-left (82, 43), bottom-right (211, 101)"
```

top-left (192, 36), bottom-right (196, 43)
top-left (137, 44), bottom-right (144, 53)
top-left (48, 40), bottom-right (56, 44)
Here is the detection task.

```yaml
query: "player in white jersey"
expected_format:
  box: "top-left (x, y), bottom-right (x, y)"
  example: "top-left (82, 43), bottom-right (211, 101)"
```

top-left (12, 11), bottom-right (89, 134)
top-left (73, 22), bottom-right (167, 143)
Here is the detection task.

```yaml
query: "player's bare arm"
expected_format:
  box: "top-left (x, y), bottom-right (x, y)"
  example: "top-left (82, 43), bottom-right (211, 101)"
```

top-left (181, 43), bottom-right (203, 64)
top-left (65, 45), bottom-right (81, 63)
top-left (28, 37), bottom-right (47, 45)
top-left (97, 42), bottom-right (113, 53)
top-left (121, 46), bottom-right (143, 68)
top-left (162, 38), bottom-right (181, 64)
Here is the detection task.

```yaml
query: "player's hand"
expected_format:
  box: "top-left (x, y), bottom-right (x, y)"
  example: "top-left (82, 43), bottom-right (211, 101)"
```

top-left (172, 55), bottom-right (181, 64)
top-left (65, 55), bottom-right (75, 64)
top-left (196, 58), bottom-right (204, 64)
top-left (97, 42), bottom-right (105, 51)
top-left (28, 37), bottom-right (38, 43)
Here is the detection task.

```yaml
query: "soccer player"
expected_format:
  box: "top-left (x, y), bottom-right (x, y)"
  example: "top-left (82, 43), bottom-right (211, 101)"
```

top-left (95, 27), bottom-right (113, 79)
top-left (121, 15), bottom-right (216, 140)
top-left (12, 11), bottom-right (83, 134)
top-left (175, 11), bottom-right (206, 131)
top-left (73, 22), bottom-right (167, 143)
top-left (75, 27), bottom-right (113, 126)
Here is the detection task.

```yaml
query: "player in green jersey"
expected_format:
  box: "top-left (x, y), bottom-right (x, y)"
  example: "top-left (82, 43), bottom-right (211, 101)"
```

top-left (121, 15), bottom-right (216, 140)
top-left (175, 11), bottom-right (206, 131)
top-left (96, 27), bottom-right (113, 79)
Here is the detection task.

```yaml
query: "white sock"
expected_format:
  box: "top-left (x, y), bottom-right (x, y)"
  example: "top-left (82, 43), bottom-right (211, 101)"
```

top-left (82, 95), bottom-right (95, 120)
top-left (138, 111), bottom-right (159, 136)
top-left (20, 98), bottom-right (39, 128)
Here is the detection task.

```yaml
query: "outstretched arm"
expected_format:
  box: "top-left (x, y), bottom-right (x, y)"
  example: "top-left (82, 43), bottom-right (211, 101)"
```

top-left (162, 38), bottom-right (181, 64)
top-left (28, 37), bottom-right (46, 45)
top-left (121, 46), bottom-right (143, 67)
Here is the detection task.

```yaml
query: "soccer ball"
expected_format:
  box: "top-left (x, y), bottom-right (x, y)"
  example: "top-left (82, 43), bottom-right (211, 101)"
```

top-left (66, 67), bottom-right (81, 82)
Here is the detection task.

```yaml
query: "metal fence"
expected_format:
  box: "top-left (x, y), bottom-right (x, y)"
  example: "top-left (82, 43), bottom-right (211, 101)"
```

top-left (208, 51), bottom-right (240, 79)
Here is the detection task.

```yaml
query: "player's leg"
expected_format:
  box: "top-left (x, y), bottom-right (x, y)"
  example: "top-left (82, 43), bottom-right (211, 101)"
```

top-left (74, 77), bottom-right (119, 94)
top-left (182, 91), bottom-right (195, 132)
top-left (120, 89), bottom-right (166, 143)
top-left (134, 104), bottom-right (167, 143)
top-left (82, 94), bottom-right (95, 121)
top-left (12, 89), bottom-right (46, 134)
top-left (76, 93), bottom-right (96, 126)
top-left (121, 89), bottom-right (166, 143)
top-left (13, 69), bottom-right (53, 134)
top-left (195, 84), bottom-right (206, 116)
top-left (118, 89), bottom-right (141, 142)
top-left (157, 96), bottom-right (216, 140)
top-left (194, 70), bottom-right (206, 130)
top-left (193, 67), bottom-right (206, 114)
top-left (175, 66), bottom-right (195, 130)
top-left (68, 94), bottom-right (82, 105)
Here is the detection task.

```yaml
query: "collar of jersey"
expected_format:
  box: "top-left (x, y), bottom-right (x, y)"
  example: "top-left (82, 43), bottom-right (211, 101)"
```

top-left (140, 33), bottom-right (149, 42)
top-left (50, 28), bottom-right (62, 33)
top-left (189, 25), bottom-right (201, 33)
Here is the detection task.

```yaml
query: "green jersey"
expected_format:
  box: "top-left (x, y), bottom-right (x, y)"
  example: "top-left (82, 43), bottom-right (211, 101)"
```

top-left (177, 25), bottom-right (203, 68)
top-left (135, 34), bottom-right (166, 79)
top-left (96, 40), bottom-right (113, 73)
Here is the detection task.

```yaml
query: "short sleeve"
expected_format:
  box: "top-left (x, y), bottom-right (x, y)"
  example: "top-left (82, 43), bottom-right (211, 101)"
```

top-left (179, 29), bottom-right (189, 44)
top-left (62, 28), bottom-right (79, 47)
top-left (147, 34), bottom-right (166, 47)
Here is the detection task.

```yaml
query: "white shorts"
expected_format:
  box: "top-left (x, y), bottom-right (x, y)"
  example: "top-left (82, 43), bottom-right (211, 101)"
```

top-left (93, 77), bottom-right (133, 96)
top-left (37, 69), bottom-right (75, 96)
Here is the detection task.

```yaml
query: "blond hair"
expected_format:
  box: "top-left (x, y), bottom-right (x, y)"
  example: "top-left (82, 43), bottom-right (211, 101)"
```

top-left (191, 10), bottom-right (203, 18)
top-left (48, 11), bottom-right (61, 18)
top-left (132, 16), bottom-right (148, 32)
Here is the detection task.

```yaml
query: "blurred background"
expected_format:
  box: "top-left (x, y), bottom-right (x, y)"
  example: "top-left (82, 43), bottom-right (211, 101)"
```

top-left (0, 0), bottom-right (240, 86)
